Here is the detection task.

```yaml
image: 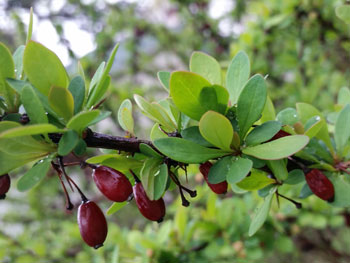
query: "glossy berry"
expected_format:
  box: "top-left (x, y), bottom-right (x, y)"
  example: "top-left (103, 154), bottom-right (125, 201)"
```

top-left (133, 180), bottom-right (166, 222)
top-left (0, 174), bottom-right (10, 199)
top-left (269, 129), bottom-right (291, 141)
top-left (77, 201), bottom-right (108, 249)
top-left (305, 169), bottom-right (334, 202)
top-left (199, 162), bottom-right (228, 194)
top-left (92, 166), bottom-right (133, 202)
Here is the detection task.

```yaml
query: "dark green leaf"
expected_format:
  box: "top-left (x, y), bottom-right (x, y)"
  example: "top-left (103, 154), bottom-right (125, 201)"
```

top-left (299, 183), bottom-right (313, 199)
top-left (199, 86), bottom-right (228, 115)
top-left (181, 126), bottom-right (212, 147)
top-left (226, 157), bottom-right (253, 184)
top-left (141, 158), bottom-right (163, 200)
top-left (245, 121), bottom-right (281, 146)
top-left (208, 156), bottom-right (233, 184)
top-left (154, 164), bottom-right (168, 200)
top-left (68, 76), bottom-right (85, 114)
top-left (58, 130), bottom-right (79, 156)
top-left (139, 143), bottom-right (162, 158)
top-left (73, 139), bottom-right (87, 156)
top-left (21, 85), bottom-right (48, 124)
top-left (237, 75), bottom-right (267, 139)
top-left (154, 137), bottom-right (229, 164)
top-left (284, 169), bottom-right (305, 185)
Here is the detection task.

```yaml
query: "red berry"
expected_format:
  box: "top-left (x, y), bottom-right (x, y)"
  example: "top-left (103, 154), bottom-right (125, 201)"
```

top-left (92, 166), bottom-right (133, 202)
top-left (268, 130), bottom-right (291, 141)
top-left (133, 180), bottom-right (166, 222)
top-left (77, 201), bottom-right (108, 249)
top-left (305, 169), bottom-right (334, 202)
top-left (199, 162), bottom-right (228, 194)
top-left (0, 174), bottom-right (10, 199)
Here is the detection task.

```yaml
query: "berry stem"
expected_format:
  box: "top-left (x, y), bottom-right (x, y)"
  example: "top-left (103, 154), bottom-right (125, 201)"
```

top-left (276, 191), bottom-right (302, 209)
top-left (51, 162), bottom-right (74, 210)
top-left (58, 157), bottom-right (74, 192)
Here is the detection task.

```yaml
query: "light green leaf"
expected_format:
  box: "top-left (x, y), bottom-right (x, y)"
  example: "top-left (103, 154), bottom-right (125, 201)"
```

top-left (336, 4), bottom-right (350, 24)
top-left (284, 169), bottom-right (305, 185)
top-left (154, 137), bottom-right (229, 164)
top-left (266, 159), bottom-right (288, 181)
top-left (141, 158), bottom-right (163, 200)
top-left (157, 71), bottom-right (171, 91)
top-left (237, 74), bottom-right (267, 139)
top-left (23, 41), bottom-right (69, 96)
top-left (88, 61), bottom-right (105, 99)
top-left (304, 116), bottom-right (323, 139)
top-left (154, 164), bottom-right (168, 200)
top-left (296, 102), bottom-right (333, 154)
top-left (86, 111), bottom-right (111, 127)
top-left (0, 42), bottom-right (16, 111)
top-left (243, 135), bottom-right (309, 160)
top-left (226, 51), bottom-right (250, 104)
top-left (118, 99), bottom-right (134, 134)
top-left (13, 45), bottom-right (25, 79)
top-left (335, 104), bottom-right (350, 157)
top-left (190, 51), bottom-right (222, 85)
top-left (150, 123), bottom-right (168, 141)
top-left (48, 86), bottom-right (74, 122)
top-left (329, 173), bottom-right (350, 208)
top-left (26, 7), bottom-right (34, 43)
top-left (21, 85), bottom-right (48, 124)
top-left (248, 187), bottom-right (277, 236)
top-left (68, 76), bottom-right (85, 114)
top-left (107, 201), bottom-right (128, 215)
top-left (237, 169), bottom-right (275, 190)
top-left (259, 96), bottom-right (276, 123)
top-left (245, 121), bottom-right (281, 146)
top-left (17, 157), bottom-right (52, 192)
top-left (0, 124), bottom-right (61, 138)
top-left (58, 130), bottom-right (79, 156)
top-left (170, 71), bottom-right (211, 120)
top-left (276, 108), bottom-right (299, 126)
top-left (0, 121), bottom-right (56, 174)
top-left (199, 111), bottom-right (234, 151)
top-left (101, 157), bottom-right (143, 172)
top-left (337, 87), bottom-right (350, 106)
top-left (67, 110), bottom-right (100, 134)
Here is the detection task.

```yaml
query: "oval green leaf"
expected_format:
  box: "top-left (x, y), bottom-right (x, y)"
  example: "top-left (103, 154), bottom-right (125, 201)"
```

top-left (242, 135), bottom-right (309, 160)
top-left (190, 51), bottom-right (222, 85)
top-left (0, 124), bottom-right (61, 138)
top-left (48, 86), bottom-right (74, 122)
top-left (199, 111), bottom-right (234, 151)
top-left (245, 121), bottom-right (281, 146)
top-left (67, 110), bottom-right (100, 134)
top-left (58, 130), bottom-right (79, 156)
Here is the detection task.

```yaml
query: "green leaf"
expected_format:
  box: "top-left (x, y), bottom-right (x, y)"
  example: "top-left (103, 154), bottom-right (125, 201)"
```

top-left (118, 99), bottom-right (134, 134)
top-left (336, 4), bottom-right (350, 24)
top-left (0, 124), bottom-right (61, 138)
top-left (134, 95), bottom-right (176, 130)
top-left (101, 157), bottom-right (143, 172)
top-left (335, 104), bottom-right (350, 157)
top-left (157, 71), bottom-right (171, 91)
top-left (226, 51), bottom-right (250, 104)
top-left (296, 102), bottom-right (333, 154)
top-left (139, 143), bottom-right (162, 158)
top-left (299, 183), bottom-right (313, 199)
top-left (73, 139), bottom-right (87, 156)
top-left (68, 76), bottom-right (85, 114)
top-left (276, 108), bottom-right (299, 126)
top-left (154, 164), bottom-right (168, 200)
top-left (226, 157), bottom-right (253, 184)
top-left (107, 201), bottom-right (128, 215)
top-left (248, 187), bottom-right (277, 236)
top-left (170, 71), bottom-right (212, 120)
top-left (48, 86), bottom-right (74, 122)
top-left (86, 43), bottom-right (119, 108)
top-left (304, 116), bottom-right (323, 139)
top-left (266, 159), bottom-right (288, 181)
top-left (88, 62), bottom-right (105, 99)
top-left (337, 87), bottom-right (350, 106)
top-left (237, 75), bottom-right (267, 139)
top-left (141, 158), bottom-right (163, 200)
top-left (242, 135), bottom-right (309, 160)
top-left (58, 130), bottom-right (79, 156)
top-left (17, 157), bottom-right (52, 192)
top-left (21, 85), bottom-right (48, 124)
top-left (150, 123), bottom-right (168, 141)
top-left (0, 121), bottom-right (56, 174)
top-left (260, 96), bottom-right (276, 123)
top-left (208, 156), bottom-right (233, 184)
top-left (284, 169), bottom-right (305, 185)
top-left (23, 41), bottom-right (69, 96)
top-left (0, 42), bottom-right (16, 111)
top-left (245, 121), bottom-right (281, 146)
top-left (66, 110), bottom-right (100, 134)
top-left (26, 7), bottom-right (34, 43)
top-left (181, 126), bottom-right (213, 147)
top-left (154, 137), bottom-right (229, 164)
top-left (87, 111), bottom-right (111, 127)
top-left (190, 51), bottom-right (222, 85)
top-left (199, 111), bottom-right (233, 151)
top-left (13, 45), bottom-right (25, 79)
top-left (198, 86), bottom-right (228, 115)
top-left (237, 169), bottom-right (275, 190)
top-left (329, 173), bottom-right (350, 208)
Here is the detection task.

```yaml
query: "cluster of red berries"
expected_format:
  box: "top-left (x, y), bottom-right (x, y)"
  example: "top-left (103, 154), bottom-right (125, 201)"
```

top-left (78, 166), bottom-right (166, 249)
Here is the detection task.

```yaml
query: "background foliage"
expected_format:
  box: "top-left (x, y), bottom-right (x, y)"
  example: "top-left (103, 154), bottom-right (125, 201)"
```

top-left (1, 0), bottom-right (350, 262)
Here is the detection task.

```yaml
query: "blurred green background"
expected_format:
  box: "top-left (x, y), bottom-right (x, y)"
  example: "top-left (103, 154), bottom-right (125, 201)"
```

top-left (1, 0), bottom-right (350, 262)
